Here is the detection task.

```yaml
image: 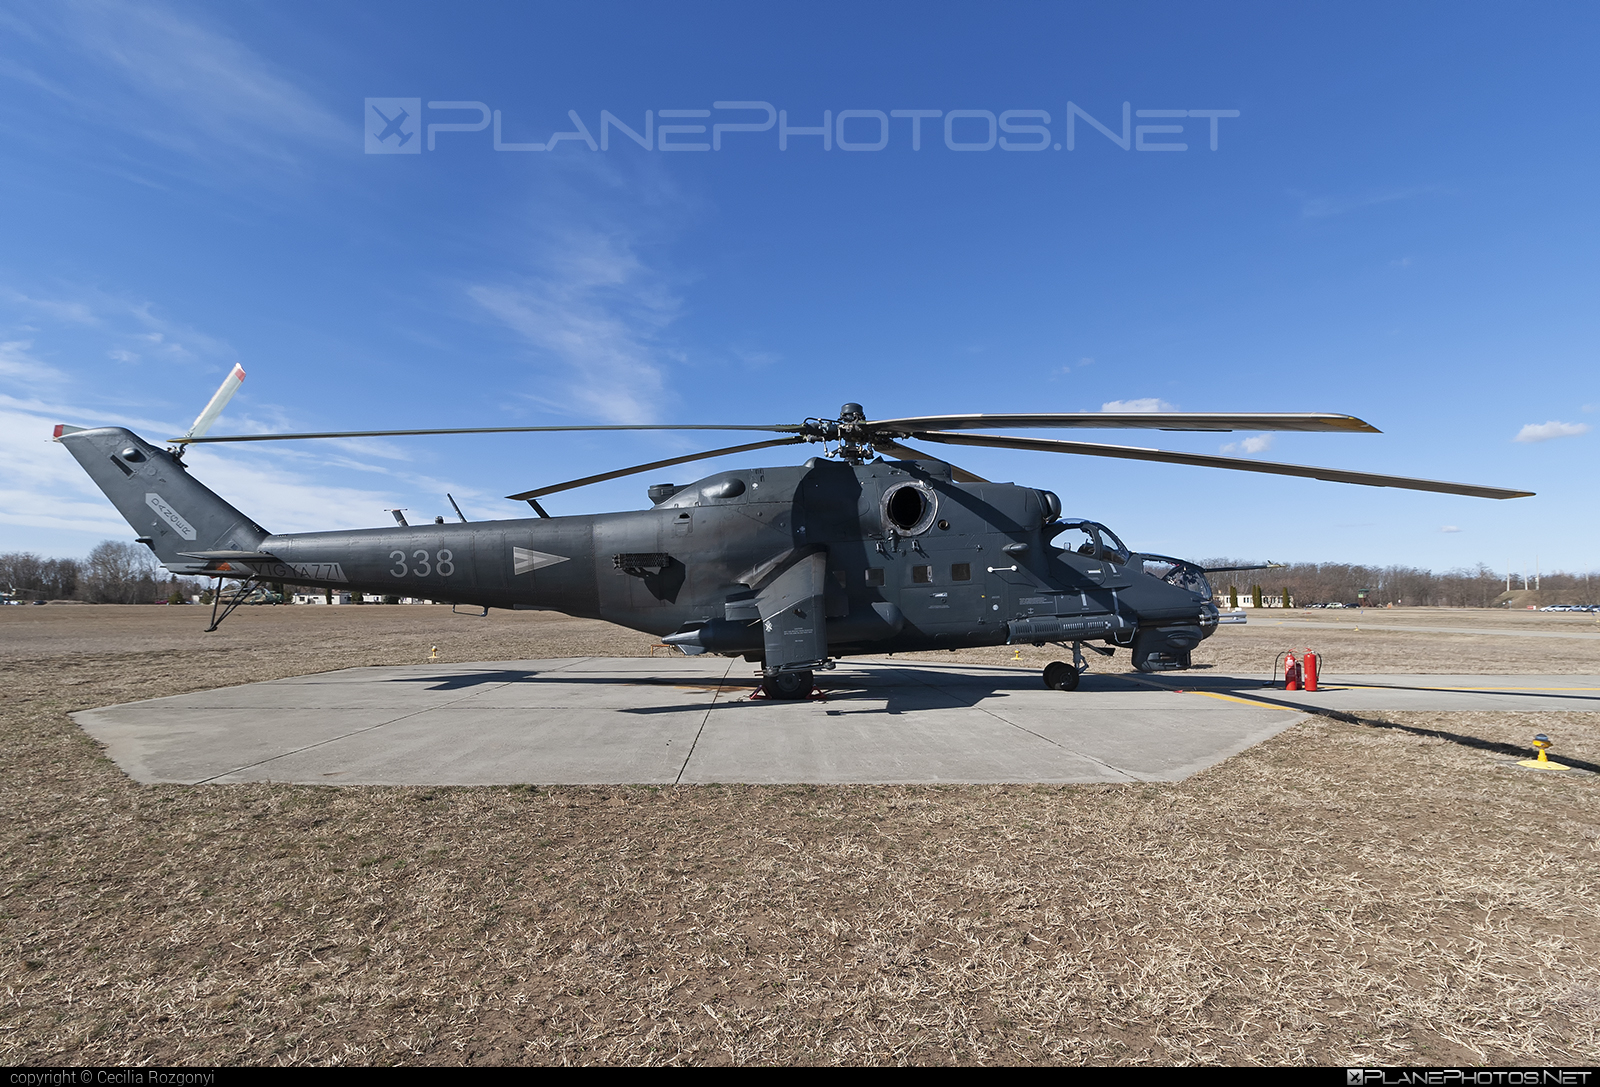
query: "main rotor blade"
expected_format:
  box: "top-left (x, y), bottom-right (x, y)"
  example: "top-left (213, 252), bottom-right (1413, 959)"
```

top-left (170, 423), bottom-right (803, 444)
top-left (870, 412), bottom-right (1381, 434)
top-left (505, 437), bottom-right (808, 501)
top-left (912, 432), bottom-right (1534, 500)
top-left (870, 438), bottom-right (989, 483)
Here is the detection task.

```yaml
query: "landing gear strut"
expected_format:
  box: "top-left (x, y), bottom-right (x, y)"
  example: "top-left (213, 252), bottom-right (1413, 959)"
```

top-left (204, 576), bottom-right (260, 632)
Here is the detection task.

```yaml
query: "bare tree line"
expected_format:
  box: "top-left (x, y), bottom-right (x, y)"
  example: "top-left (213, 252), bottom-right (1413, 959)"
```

top-left (1201, 560), bottom-right (1599, 608)
top-left (1, 542), bottom-right (205, 605)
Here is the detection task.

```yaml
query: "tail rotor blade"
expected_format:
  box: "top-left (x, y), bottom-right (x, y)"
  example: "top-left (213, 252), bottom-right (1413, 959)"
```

top-left (183, 364), bottom-right (247, 441)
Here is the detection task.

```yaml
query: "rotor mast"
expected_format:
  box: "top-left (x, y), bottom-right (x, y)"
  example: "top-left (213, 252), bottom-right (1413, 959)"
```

top-left (802, 402), bottom-right (877, 463)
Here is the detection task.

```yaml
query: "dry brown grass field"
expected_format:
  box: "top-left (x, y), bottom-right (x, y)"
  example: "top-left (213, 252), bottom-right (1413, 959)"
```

top-left (2, 604), bottom-right (1597, 1065)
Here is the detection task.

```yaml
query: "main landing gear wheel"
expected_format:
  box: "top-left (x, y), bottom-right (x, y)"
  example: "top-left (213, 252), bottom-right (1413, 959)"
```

top-left (1042, 661), bottom-right (1080, 691)
top-left (762, 670), bottom-right (814, 700)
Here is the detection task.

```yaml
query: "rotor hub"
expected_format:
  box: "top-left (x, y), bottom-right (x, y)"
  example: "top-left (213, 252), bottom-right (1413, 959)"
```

top-left (800, 404), bottom-right (880, 462)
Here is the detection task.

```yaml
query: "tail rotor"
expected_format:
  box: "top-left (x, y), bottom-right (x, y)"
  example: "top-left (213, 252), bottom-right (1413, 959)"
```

top-left (179, 363), bottom-right (247, 445)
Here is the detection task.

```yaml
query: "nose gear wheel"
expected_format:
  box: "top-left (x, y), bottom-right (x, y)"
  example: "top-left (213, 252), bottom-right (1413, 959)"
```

top-left (1042, 661), bottom-right (1080, 691)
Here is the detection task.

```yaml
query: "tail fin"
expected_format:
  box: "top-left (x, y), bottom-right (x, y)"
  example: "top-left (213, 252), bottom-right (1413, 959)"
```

top-left (56, 426), bottom-right (270, 573)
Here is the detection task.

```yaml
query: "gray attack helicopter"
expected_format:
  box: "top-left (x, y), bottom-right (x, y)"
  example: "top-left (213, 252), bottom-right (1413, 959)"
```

top-left (54, 374), bottom-right (1531, 698)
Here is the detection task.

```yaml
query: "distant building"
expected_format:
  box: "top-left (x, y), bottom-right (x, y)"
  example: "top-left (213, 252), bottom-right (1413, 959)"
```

top-left (288, 590), bottom-right (429, 605)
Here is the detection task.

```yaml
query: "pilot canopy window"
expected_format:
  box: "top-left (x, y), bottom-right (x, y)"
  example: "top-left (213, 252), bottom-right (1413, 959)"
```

top-left (865, 568), bottom-right (885, 587)
top-left (912, 565), bottom-right (933, 583)
top-left (1057, 524), bottom-right (1098, 556)
top-left (951, 563), bottom-right (971, 581)
top-left (1055, 523), bottom-right (1130, 564)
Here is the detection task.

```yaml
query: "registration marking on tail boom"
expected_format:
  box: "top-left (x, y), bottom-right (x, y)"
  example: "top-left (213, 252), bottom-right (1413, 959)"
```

top-left (145, 493), bottom-right (197, 540)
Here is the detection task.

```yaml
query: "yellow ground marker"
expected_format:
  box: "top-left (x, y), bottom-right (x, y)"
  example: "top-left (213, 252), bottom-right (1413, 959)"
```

top-left (429, 645), bottom-right (438, 661)
top-left (1517, 733), bottom-right (1572, 771)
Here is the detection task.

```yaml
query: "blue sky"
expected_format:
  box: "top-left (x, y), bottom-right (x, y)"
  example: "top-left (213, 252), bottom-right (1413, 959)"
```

top-left (2, 1), bottom-right (1595, 577)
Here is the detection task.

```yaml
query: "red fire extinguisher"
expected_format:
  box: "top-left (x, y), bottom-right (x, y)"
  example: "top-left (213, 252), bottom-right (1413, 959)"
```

top-left (1284, 652), bottom-right (1301, 691)
top-left (1302, 651), bottom-right (1319, 692)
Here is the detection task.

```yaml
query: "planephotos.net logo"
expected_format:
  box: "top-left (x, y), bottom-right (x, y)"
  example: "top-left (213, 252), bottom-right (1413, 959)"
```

top-left (1347, 1072), bottom-right (1594, 1085)
top-left (363, 98), bottom-right (1239, 155)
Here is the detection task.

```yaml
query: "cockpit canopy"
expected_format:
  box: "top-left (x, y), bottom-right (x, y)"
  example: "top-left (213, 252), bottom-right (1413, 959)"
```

top-left (1050, 519), bottom-right (1131, 565)
top-left (1139, 554), bottom-right (1214, 600)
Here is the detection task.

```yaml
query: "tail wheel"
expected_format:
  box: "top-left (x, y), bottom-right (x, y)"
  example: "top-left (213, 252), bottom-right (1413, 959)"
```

top-left (1042, 661), bottom-right (1080, 692)
top-left (762, 670), bottom-right (814, 700)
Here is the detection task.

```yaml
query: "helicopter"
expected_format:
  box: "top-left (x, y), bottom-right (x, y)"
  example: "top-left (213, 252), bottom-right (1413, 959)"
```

top-left (53, 377), bottom-right (1532, 699)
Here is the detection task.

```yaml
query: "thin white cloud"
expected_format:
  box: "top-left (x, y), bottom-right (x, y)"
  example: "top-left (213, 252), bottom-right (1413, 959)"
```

top-left (1440, 526), bottom-right (1461, 533)
top-left (729, 346), bottom-right (779, 370)
top-left (6, 0), bottom-right (344, 170)
top-left (1221, 434), bottom-right (1274, 456)
top-left (1514, 421), bottom-right (1591, 443)
top-left (469, 231), bottom-right (679, 425)
top-left (3, 289), bottom-right (98, 325)
top-left (0, 340), bottom-right (66, 384)
top-left (2, 284), bottom-right (240, 380)
top-left (1100, 398), bottom-right (1175, 413)
top-left (0, 55), bottom-right (72, 102)
top-left (1298, 185), bottom-right (1438, 219)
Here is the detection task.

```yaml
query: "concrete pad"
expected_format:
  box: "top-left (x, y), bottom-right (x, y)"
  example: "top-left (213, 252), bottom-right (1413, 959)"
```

top-left (70, 660), bottom-right (1600, 787)
top-left (210, 707), bottom-right (708, 785)
top-left (70, 706), bottom-right (407, 785)
top-left (678, 669), bottom-right (1136, 785)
